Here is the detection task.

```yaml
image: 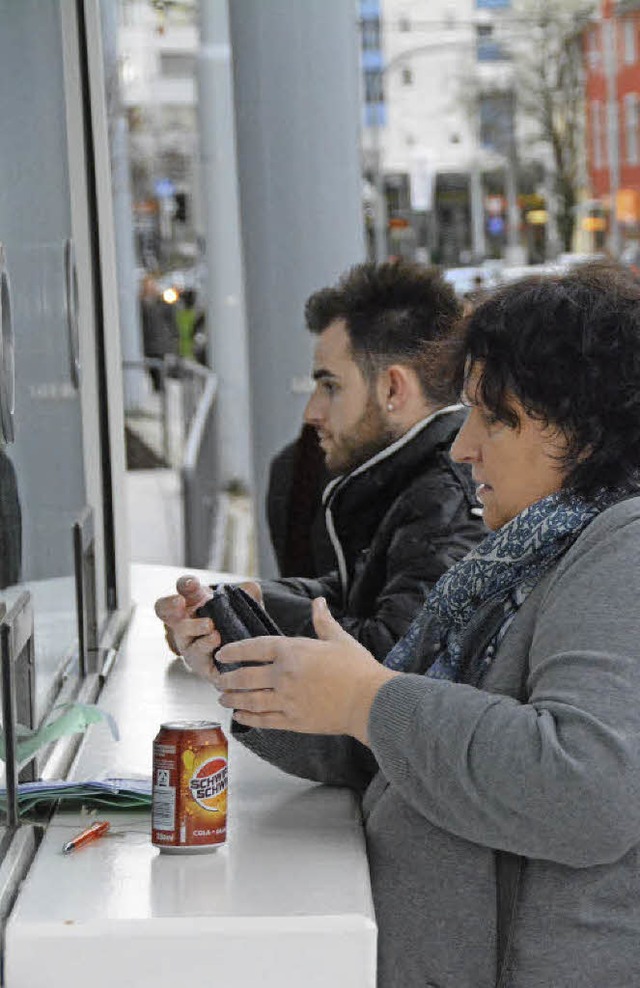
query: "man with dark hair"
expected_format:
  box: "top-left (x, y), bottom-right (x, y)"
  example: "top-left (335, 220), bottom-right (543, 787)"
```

top-left (158, 260), bottom-right (485, 661)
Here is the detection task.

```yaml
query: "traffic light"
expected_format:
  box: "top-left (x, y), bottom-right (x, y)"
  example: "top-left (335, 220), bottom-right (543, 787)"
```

top-left (174, 192), bottom-right (188, 223)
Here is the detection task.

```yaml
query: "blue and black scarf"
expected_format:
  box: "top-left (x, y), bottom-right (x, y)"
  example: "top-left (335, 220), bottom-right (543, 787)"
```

top-left (384, 489), bottom-right (628, 684)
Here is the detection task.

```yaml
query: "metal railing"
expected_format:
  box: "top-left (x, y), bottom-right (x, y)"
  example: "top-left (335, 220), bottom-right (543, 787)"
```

top-left (180, 363), bottom-right (219, 569)
top-left (123, 356), bottom-right (219, 567)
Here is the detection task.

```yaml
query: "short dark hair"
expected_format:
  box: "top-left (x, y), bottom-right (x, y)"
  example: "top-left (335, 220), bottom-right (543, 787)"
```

top-left (304, 260), bottom-right (462, 404)
top-left (455, 261), bottom-right (640, 497)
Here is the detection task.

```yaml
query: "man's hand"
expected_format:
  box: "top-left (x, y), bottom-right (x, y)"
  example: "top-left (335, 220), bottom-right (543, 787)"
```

top-left (154, 575), bottom-right (267, 683)
top-left (154, 576), bottom-right (219, 678)
top-left (215, 597), bottom-right (400, 745)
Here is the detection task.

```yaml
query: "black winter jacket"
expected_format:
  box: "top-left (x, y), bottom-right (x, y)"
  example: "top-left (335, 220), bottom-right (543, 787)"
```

top-left (261, 407), bottom-right (486, 661)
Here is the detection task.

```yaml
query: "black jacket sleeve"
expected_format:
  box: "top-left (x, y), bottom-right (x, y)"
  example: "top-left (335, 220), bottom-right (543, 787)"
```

top-left (261, 508), bottom-right (483, 661)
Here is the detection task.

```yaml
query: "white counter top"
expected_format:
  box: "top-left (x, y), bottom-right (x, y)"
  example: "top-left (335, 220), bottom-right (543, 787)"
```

top-left (4, 565), bottom-right (377, 988)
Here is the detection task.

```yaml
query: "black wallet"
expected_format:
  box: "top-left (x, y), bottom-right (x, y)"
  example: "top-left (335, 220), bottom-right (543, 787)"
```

top-left (195, 584), bottom-right (283, 671)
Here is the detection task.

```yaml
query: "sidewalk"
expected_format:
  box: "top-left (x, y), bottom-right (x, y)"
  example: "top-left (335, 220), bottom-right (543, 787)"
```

top-left (124, 382), bottom-right (257, 574)
top-left (124, 373), bottom-right (185, 567)
top-left (126, 468), bottom-right (184, 566)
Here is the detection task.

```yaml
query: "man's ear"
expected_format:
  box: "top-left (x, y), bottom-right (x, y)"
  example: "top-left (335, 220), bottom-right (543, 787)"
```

top-left (380, 364), bottom-right (414, 410)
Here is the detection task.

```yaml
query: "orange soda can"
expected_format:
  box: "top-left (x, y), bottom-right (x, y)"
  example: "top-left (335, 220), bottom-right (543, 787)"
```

top-left (152, 720), bottom-right (228, 853)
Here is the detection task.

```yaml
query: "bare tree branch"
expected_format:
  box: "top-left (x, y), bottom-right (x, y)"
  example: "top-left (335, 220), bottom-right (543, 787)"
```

top-left (509, 0), bottom-right (595, 249)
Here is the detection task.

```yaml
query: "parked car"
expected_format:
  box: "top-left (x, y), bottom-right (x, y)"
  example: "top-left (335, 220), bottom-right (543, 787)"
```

top-left (442, 264), bottom-right (501, 298)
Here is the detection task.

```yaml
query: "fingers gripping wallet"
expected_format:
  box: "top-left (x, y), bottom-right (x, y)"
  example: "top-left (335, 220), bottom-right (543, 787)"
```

top-left (196, 585), bottom-right (283, 672)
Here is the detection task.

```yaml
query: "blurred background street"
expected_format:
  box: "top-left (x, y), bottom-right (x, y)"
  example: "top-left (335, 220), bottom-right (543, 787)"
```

top-left (113, 0), bottom-right (639, 578)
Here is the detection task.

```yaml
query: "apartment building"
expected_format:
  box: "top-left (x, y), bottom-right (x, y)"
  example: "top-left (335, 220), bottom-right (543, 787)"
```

top-left (584, 0), bottom-right (640, 254)
top-left (361, 0), bottom-right (545, 264)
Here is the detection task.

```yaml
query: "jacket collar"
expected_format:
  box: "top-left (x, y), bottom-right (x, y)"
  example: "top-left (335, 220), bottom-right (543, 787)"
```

top-left (322, 404), bottom-right (464, 507)
top-left (323, 405), bottom-right (466, 594)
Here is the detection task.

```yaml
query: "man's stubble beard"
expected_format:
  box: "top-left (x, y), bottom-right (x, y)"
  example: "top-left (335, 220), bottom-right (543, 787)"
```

top-left (325, 391), bottom-right (398, 477)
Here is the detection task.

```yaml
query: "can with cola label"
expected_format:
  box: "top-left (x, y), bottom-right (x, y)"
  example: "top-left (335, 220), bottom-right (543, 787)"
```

top-left (152, 720), bottom-right (228, 853)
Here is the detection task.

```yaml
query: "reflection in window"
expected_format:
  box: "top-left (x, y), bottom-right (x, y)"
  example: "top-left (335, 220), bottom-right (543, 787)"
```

top-left (0, 450), bottom-right (21, 591)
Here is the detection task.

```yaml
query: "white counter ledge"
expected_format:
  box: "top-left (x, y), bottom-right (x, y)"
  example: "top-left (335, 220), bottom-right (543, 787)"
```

top-left (4, 564), bottom-right (377, 988)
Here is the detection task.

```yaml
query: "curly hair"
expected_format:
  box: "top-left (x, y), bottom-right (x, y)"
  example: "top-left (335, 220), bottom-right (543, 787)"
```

top-left (304, 260), bottom-right (462, 405)
top-left (454, 261), bottom-right (640, 497)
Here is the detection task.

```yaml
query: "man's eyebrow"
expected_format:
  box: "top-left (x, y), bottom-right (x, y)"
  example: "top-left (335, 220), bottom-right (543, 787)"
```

top-left (312, 368), bottom-right (338, 382)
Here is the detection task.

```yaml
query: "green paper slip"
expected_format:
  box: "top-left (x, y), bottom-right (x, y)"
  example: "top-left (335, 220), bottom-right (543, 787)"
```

top-left (0, 702), bottom-right (119, 767)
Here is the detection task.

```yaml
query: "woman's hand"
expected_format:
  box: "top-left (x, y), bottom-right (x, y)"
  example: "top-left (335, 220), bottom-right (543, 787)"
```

top-left (215, 597), bottom-right (400, 744)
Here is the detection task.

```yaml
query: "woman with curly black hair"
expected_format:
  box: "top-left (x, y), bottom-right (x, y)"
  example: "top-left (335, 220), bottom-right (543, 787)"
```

top-left (162, 262), bottom-right (640, 988)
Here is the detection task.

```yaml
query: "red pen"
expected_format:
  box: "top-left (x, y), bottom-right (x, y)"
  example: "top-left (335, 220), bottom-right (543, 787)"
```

top-left (62, 820), bottom-right (110, 854)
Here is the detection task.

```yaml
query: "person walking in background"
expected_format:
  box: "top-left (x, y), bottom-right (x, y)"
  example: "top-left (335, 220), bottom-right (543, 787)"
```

top-left (166, 262), bottom-right (640, 988)
top-left (139, 274), bottom-right (179, 391)
top-left (266, 423), bottom-right (333, 578)
top-left (175, 288), bottom-right (198, 361)
top-left (158, 260), bottom-right (485, 662)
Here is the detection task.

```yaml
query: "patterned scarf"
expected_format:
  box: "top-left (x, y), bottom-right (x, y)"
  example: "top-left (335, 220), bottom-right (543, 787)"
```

top-left (384, 489), bottom-right (626, 684)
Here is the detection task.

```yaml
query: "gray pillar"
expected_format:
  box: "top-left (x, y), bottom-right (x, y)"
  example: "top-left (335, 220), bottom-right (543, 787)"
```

top-left (197, 0), bottom-right (254, 492)
top-left (372, 117), bottom-right (388, 263)
top-left (100, 0), bottom-right (147, 412)
top-left (543, 152), bottom-right (561, 261)
top-left (469, 158), bottom-right (486, 262)
top-left (228, 0), bottom-right (365, 576)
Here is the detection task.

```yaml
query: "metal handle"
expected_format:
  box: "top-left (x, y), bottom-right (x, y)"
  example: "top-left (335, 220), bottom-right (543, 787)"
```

top-left (64, 238), bottom-right (81, 389)
top-left (0, 591), bottom-right (36, 828)
top-left (73, 506), bottom-right (98, 675)
top-left (0, 244), bottom-right (15, 445)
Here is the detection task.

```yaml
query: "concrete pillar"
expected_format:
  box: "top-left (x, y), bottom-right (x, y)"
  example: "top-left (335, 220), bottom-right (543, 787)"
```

top-left (228, 0), bottom-right (365, 575)
top-left (99, 0), bottom-right (148, 412)
top-left (197, 0), bottom-right (254, 492)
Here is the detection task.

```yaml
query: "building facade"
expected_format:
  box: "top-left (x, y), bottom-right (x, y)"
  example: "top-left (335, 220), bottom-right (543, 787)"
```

top-left (360, 0), bottom-right (556, 265)
top-left (584, 0), bottom-right (640, 254)
top-left (119, 0), bottom-right (200, 270)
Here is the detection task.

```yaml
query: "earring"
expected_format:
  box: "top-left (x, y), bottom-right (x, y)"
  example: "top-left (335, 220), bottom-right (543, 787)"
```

top-left (387, 403), bottom-right (394, 412)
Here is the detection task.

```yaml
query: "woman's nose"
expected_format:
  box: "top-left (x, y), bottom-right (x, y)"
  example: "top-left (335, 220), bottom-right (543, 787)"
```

top-left (450, 412), bottom-right (476, 464)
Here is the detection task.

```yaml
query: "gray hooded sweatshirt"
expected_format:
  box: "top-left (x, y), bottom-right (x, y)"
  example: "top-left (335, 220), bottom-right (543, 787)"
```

top-left (235, 498), bottom-right (640, 987)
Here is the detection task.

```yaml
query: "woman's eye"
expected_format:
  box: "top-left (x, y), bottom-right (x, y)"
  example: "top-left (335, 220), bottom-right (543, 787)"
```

top-left (480, 408), bottom-right (500, 428)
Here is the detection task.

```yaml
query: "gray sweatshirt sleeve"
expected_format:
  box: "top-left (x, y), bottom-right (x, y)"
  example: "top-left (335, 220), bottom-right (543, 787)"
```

top-left (232, 722), bottom-right (380, 794)
top-left (368, 509), bottom-right (640, 868)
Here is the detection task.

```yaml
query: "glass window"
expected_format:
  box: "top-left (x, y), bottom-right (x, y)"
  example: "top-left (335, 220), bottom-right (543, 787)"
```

top-left (592, 100), bottom-right (605, 169)
top-left (587, 27), bottom-right (601, 70)
top-left (625, 93), bottom-right (639, 165)
top-left (365, 69), bottom-right (384, 105)
top-left (0, 0), bottom-right (115, 812)
top-left (479, 91), bottom-right (515, 154)
top-left (159, 53), bottom-right (196, 79)
top-left (476, 24), bottom-right (508, 62)
top-left (361, 19), bottom-right (381, 51)
top-left (624, 21), bottom-right (636, 66)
